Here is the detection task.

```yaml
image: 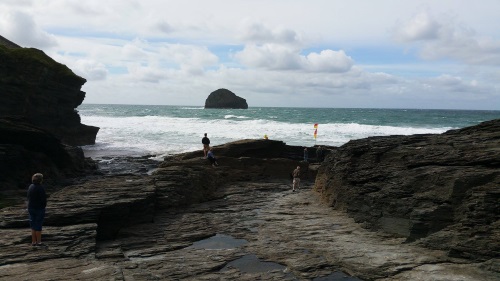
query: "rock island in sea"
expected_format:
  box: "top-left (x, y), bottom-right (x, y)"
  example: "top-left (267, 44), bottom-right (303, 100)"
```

top-left (0, 36), bottom-right (499, 280)
top-left (205, 88), bottom-right (248, 109)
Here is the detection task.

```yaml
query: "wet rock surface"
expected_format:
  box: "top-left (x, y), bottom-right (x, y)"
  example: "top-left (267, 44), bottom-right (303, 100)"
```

top-left (315, 119), bottom-right (500, 262)
top-left (1, 180), bottom-right (497, 280)
top-left (1, 137), bottom-right (498, 280)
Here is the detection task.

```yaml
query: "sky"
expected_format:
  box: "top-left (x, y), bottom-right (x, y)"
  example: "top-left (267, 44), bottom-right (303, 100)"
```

top-left (1, 0), bottom-right (500, 110)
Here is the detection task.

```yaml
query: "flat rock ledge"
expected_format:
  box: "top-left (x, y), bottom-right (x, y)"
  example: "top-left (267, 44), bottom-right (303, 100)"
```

top-left (0, 138), bottom-right (498, 280)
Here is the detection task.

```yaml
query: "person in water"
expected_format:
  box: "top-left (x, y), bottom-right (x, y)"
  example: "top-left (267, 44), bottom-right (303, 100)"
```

top-left (27, 173), bottom-right (47, 247)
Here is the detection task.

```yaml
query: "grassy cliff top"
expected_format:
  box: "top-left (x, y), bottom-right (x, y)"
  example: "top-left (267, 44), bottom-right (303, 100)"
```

top-left (0, 44), bottom-right (85, 83)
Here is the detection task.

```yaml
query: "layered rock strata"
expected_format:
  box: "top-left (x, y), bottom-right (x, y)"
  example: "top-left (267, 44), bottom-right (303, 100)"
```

top-left (0, 139), bottom-right (497, 280)
top-left (0, 37), bottom-right (99, 203)
top-left (0, 43), bottom-right (99, 146)
top-left (314, 119), bottom-right (500, 262)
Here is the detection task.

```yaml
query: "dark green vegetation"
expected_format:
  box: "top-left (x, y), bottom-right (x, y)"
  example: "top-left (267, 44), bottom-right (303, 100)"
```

top-left (0, 45), bottom-right (84, 84)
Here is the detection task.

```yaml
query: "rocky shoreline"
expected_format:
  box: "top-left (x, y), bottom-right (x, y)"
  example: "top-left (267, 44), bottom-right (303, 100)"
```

top-left (1, 36), bottom-right (498, 281)
top-left (1, 130), bottom-right (499, 280)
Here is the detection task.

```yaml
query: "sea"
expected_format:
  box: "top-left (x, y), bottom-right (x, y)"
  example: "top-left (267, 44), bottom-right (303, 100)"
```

top-left (78, 104), bottom-right (500, 160)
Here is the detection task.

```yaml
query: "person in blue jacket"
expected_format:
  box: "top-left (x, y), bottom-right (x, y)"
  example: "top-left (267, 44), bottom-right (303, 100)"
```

top-left (27, 173), bottom-right (47, 246)
top-left (207, 148), bottom-right (219, 167)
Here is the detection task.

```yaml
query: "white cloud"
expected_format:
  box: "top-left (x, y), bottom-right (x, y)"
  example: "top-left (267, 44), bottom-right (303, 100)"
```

top-left (234, 44), bottom-right (301, 70)
top-left (235, 45), bottom-right (353, 73)
top-left (66, 2), bottom-right (104, 16)
top-left (239, 22), bottom-right (301, 45)
top-left (155, 21), bottom-right (175, 34)
top-left (424, 74), bottom-right (482, 93)
top-left (1, 1), bottom-right (499, 109)
top-left (305, 50), bottom-right (354, 72)
top-left (394, 11), bottom-right (440, 42)
top-left (0, 10), bottom-right (57, 48)
top-left (122, 41), bottom-right (150, 60)
top-left (394, 10), bottom-right (500, 66)
top-left (0, 0), bottom-right (31, 6)
top-left (73, 59), bottom-right (108, 81)
top-left (127, 65), bottom-right (166, 83)
top-left (159, 44), bottom-right (219, 75)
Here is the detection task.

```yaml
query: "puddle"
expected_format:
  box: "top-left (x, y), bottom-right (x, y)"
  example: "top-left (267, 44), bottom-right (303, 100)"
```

top-left (331, 224), bottom-right (341, 230)
top-left (187, 234), bottom-right (248, 250)
top-left (221, 254), bottom-right (289, 274)
top-left (221, 254), bottom-right (363, 281)
top-left (313, 271), bottom-right (364, 281)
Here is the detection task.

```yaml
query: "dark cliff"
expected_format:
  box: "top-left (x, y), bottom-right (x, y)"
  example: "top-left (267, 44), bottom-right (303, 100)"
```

top-left (0, 117), bottom-right (91, 194)
top-left (0, 44), bottom-right (99, 146)
top-left (205, 88), bottom-right (248, 109)
top-left (0, 38), bottom-right (98, 205)
top-left (314, 119), bottom-right (500, 261)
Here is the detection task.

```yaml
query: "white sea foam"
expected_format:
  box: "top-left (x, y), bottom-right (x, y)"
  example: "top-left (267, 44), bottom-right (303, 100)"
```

top-left (80, 115), bottom-right (450, 158)
top-left (181, 107), bottom-right (204, 110)
top-left (224, 115), bottom-right (249, 119)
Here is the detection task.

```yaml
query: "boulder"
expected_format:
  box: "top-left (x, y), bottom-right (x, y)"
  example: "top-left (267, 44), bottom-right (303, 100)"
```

top-left (0, 43), bottom-right (99, 146)
top-left (204, 88), bottom-right (248, 109)
top-left (314, 119), bottom-right (500, 261)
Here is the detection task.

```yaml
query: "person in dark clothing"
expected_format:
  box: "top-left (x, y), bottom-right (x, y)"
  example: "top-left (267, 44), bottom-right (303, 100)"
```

top-left (202, 133), bottom-right (210, 158)
top-left (27, 173), bottom-right (47, 246)
top-left (207, 148), bottom-right (219, 167)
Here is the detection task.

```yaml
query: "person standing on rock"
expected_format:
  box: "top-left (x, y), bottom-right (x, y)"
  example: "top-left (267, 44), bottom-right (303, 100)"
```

top-left (202, 133), bottom-right (210, 158)
top-left (292, 166), bottom-right (301, 192)
top-left (303, 147), bottom-right (309, 162)
top-left (316, 146), bottom-right (324, 162)
top-left (27, 173), bottom-right (47, 247)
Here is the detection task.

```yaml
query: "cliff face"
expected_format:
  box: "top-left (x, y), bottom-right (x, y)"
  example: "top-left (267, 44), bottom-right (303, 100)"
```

top-left (0, 39), bottom-right (98, 203)
top-left (314, 119), bottom-right (500, 261)
top-left (0, 44), bottom-right (99, 146)
top-left (204, 88), bottom-right (248, 109)
top-left (0, 117), bottom-right (91, 195)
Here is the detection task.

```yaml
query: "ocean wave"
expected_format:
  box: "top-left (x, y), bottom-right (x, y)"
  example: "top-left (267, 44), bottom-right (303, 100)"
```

top-left (224, 115), bottom-right (249, 119)
top-left (80, 114), bottom-right (453, 157)
top-left (181, 107), bottom-right (204, 110)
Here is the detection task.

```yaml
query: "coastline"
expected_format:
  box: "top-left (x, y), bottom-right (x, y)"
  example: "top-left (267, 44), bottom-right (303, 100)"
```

top-left (1, 135), bottom-right (499, 280)
top-left (2, 31), bottom-right (499, 280)
top-left (77, 104), bottom-right (500, 159)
